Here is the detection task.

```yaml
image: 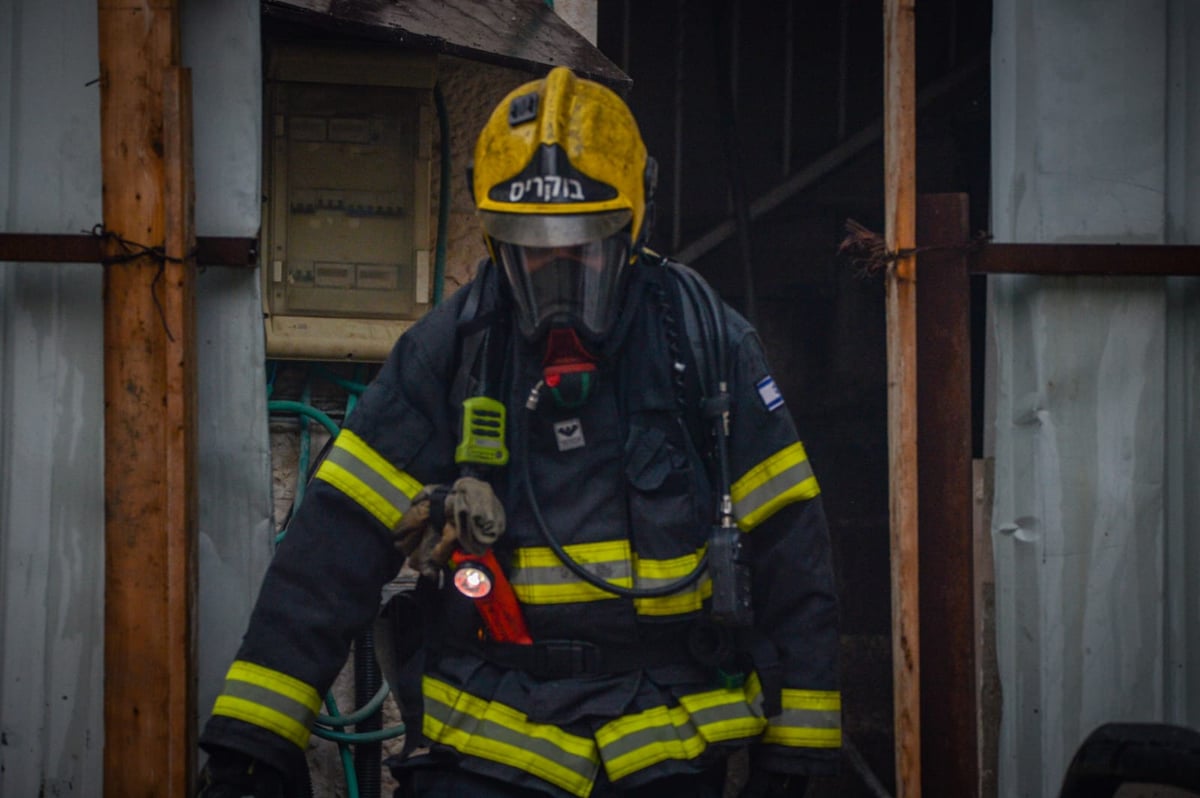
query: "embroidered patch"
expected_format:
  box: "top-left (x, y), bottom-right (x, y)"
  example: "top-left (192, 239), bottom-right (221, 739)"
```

top-left (756, 375), bottom-right (785, 411)
top-left (554, 418), bottom-right (585, 451)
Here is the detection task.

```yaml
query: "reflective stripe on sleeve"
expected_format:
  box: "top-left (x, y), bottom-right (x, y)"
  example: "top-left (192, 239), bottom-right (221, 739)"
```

top-left (760, 688), bottom-right (842, 749)
top-left (731, 441), bottom-right (820, 531)
top-left (596, 674), bottom-right (767, 781)
top-left (422, 676), bottom-right (600, 797)
top-left (210, 660), bottom-right (321, 750)
top-left (313, 428), bottom-right (424, 528)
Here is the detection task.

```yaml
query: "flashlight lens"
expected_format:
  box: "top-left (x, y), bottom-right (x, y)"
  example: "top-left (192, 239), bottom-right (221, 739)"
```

top-left (454, 566), bottom-right (493, 599)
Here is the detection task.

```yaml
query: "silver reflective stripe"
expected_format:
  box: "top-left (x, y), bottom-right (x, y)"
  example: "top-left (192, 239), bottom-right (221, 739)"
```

top-left (221, 677), bottom-right (318, 729)
top-left (510, 542), bottom-right (632, 604)
top-left (597, 706), bottom-right (703, 763)
top-left (422, 677), bottom-right (598, 796)
top-left (313, 429), bottom-right (422, 528)
top-left (511, 559), bottom-right (632, 586)
top-left (732, 444), bottom-right (818, 531)
top-left (774, 707), bottom-right (841, 730)
top-left (323, 447), bottom-right (414, 514)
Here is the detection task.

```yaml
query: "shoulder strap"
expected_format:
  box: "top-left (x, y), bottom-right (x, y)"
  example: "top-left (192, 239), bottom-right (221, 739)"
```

top-left (450, 259), bottom-right (498, 412)
top-left (663, 260), bottom-right (715, 404)
top-left (660, 256), bottom-right (735, 526)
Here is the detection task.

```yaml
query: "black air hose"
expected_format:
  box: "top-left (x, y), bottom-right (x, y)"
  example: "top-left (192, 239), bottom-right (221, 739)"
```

top-left (352, 625), bottom-right (382, 798)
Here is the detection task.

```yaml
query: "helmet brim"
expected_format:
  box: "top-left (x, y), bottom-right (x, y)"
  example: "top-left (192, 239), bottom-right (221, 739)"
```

top-left (479, 209), bottom-right (632, 248)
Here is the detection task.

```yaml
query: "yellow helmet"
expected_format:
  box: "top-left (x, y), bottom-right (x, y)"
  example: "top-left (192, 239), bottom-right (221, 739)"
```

top-left (473, 67), bottom-right (654, 341)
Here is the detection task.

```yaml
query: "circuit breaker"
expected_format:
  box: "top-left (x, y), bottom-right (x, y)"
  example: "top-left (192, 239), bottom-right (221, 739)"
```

top-left (262, 44), bottom-right (436, 361)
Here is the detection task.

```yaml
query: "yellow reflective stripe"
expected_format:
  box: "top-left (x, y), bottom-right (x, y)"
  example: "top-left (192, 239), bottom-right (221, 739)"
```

top-left (212, 696), bottom-right (310, 750)
top-left (632, 577), bottom-right (712, 616)
top-left (633, 548), bottom-right (712, 616)
top-left (597, 673), bottom-right (767, 781)
top-left (761, 689), bottom-right (843, 749)
top-left (510, 541), bottom-right (632, 604)
top-left (422, 676), bottom-right (598, 797)
top-left (210, 660), bottom-right (321, 750)
top-left (731, 441), bottom-right (820, 531)
top-left (510, 542), bottom-right (712, 615)
top-left (314, 428), bottom-right (423, 528)
top-left (596, 704), bottom-right (707, 780)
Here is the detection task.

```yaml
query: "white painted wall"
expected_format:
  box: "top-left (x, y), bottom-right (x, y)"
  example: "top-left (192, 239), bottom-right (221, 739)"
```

top-left (989, 1), bottom-right (1200, 795)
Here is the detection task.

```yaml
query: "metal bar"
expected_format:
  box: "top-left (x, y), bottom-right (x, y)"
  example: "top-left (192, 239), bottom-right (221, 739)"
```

top-left (972, 243), bottom-right (1200, 276)
top-left (916, 194), bottom-right (977, 798)
top-left (884, 1), bottom-right (920, 797)
top-left (0, 233), bottom-right (258, 266)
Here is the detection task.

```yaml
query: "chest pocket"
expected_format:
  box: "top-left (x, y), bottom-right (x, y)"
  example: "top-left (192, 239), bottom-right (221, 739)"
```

top-left (624, 421), bottom-right (709, 559)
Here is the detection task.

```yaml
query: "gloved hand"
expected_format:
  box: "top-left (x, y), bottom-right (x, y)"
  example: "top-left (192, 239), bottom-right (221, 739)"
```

top-left (741, 768), bottom-right (809, 798)
top-left (391, 476), bottom-right (505, 578)
top-left (195, 747), bottom-right (285, 798)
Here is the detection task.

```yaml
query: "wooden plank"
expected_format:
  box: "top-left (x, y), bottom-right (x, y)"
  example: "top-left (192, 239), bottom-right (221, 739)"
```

top-left (262, 0), bottom-right (631, 91)
top-left (162, 64), bottom-right (199, 798)
top-left (916, 194), bottom-right (977, 797)
top-left (972, 243), bottom-right (1200, 276)
top-left (884, 0), bottom-right (921, 795)
top-left (0, 233), bottom-right (257, 266)
top-left (98, 3), bottom-right (192, 796)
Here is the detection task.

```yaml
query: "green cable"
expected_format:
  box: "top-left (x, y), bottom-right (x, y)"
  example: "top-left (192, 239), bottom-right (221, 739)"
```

top-left (434, 84), bottom-right (450, 306)
top-left (323, 693), bottom-right (361, 798)
top-left (267, 400), bottom-right (341, 437)
top-left (294, 375), bottom-right (313, 514)
top-left (314, 363), bottom-right (369, 396)
top-left (316, 681), bottom-right (390, 727)
top-left (312, 724), bottom-right (407, 745)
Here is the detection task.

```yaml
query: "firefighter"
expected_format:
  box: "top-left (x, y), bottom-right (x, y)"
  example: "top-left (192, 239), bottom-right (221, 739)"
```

top-left (196, 66), bottom-right (840, 798)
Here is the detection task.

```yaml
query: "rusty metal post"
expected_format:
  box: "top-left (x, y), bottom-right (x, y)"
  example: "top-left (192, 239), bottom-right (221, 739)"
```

top-left (884, 0), bottom-right (920, 795)
top-left (916, 193), bottom-right (977, 796)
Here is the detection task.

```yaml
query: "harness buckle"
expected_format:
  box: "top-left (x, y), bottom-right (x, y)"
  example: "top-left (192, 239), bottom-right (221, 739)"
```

top-left (533, 640), bottom-right (600, 678)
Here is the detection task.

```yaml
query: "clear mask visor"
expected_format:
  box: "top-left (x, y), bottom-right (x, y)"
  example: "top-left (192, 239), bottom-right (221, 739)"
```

top-left (496, 234), bottom-right (631, 341)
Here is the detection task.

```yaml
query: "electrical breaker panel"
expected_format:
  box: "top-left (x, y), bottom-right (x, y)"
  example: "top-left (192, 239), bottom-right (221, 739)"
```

top-left (263, 45), bottom-right (436, 361)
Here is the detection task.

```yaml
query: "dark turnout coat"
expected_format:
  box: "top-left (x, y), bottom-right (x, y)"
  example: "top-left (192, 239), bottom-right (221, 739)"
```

top-left (200, 255), bottom-right (841, 797)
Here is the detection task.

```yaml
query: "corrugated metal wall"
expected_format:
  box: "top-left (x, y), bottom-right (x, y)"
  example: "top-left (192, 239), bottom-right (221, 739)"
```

top-left (989, 1), bottom-right (1200, 795)
top-left (0, 3), bottom-right (106, 794)
top-left (0, 1), bottom-right (270, 794)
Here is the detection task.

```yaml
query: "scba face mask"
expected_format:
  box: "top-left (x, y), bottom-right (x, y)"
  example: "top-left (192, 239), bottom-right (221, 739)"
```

top-left (494, 231), bottom-right (631, 342)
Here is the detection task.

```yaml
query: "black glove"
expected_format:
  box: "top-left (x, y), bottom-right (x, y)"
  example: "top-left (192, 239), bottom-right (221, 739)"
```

top-left (741, 768), bottom-right (809, 798)
top-left (195, 748), bottom-right (286, 798)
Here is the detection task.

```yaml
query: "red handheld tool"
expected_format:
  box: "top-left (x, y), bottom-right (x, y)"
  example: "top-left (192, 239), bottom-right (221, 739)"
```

top-left (451, 549), bottom-right (532, 645)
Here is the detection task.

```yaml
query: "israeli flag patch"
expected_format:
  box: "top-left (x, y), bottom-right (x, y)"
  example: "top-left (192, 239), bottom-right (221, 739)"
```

top-left (756, 375), bottom-right (785, 411)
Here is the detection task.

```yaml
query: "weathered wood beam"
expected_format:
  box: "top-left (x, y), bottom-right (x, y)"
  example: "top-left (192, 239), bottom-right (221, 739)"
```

top-left (98, 2), bottom-right (196, 796)
top-left (884, 0), bottom-right (921, 796)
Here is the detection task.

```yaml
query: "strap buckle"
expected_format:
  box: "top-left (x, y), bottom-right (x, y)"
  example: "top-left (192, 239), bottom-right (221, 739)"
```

top-left (532, 640), bottom-right (600, 678)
